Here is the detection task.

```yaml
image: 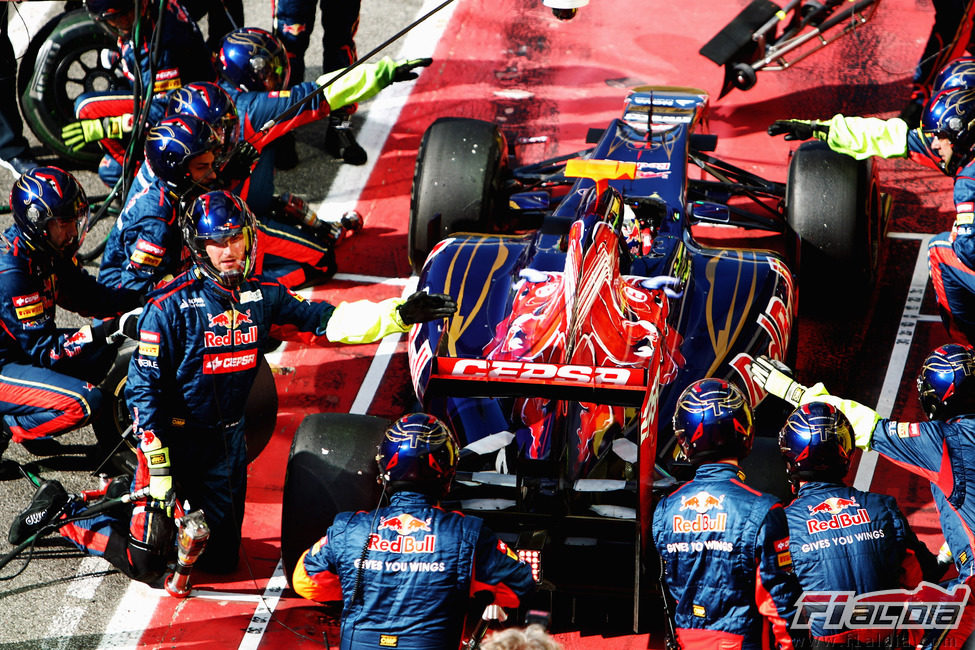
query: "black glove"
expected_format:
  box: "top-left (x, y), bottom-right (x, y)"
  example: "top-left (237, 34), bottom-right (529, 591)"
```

top-left (393, 58), bottom-right (433, 83)
top-left (397, 291), bottom-right (457, 325)
top-left (767, 119), bottom-right (829, 141)
top-left (217, 141), bottom-right (261, 182)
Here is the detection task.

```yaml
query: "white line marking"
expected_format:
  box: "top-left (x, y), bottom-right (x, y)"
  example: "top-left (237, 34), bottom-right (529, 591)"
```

top-left (238, 562), bottom-right (288, 650)
top-left (853, 234), bottom-right (932, 491)
top-left (97, 581), bottom-right (166, 649)
top-left (45, 556), bottom-right (112, 650)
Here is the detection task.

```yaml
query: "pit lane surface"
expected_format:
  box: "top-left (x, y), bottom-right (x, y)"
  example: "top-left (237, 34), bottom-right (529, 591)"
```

top-left (0, 0), bottom-right (954, 647)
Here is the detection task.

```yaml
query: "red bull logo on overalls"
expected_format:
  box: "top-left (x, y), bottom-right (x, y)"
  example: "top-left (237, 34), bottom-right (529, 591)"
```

top-left (806, 497), bottom-right (871, 534)
top-left (672, 490), bottom-right (727, 533)
top-left (369, 513), bottom-right (436, 553)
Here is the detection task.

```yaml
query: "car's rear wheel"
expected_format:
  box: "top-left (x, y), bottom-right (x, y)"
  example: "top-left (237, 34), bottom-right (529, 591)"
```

top-left (91, 350), bottom-right (278, 476)
top-left (408, 117), bottom-right (507, 275)
top-left (280, 413), bottom-right (389, 585)
top-left (17, 9), bottom-right (124, 166)
top-left (786, 141), bottom-right (879, 301)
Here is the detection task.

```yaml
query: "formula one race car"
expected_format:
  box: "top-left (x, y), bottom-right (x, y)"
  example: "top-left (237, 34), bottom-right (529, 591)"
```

top-left (701, 0), bottom-right (881, 96)
top-left (281, 86), bottom-right (887, 629)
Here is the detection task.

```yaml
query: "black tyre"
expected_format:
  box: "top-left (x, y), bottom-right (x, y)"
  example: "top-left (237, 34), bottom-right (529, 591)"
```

top-left (281, 413), bottom-right (389, 585)
top-left (91, 348), bottom-right (278, 476)
top-left (17, 9), bottom-right (123, 166)
top-left (408, 117), bottom-right (507, 275)
top-left (786, 141), bottom-right (879, 294)
top-left (731, 62), bottom-right (757, 91)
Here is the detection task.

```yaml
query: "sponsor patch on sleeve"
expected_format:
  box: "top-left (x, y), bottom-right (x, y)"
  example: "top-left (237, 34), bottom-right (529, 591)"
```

top-left (692, 604), bottom-right (706, 618)
top-left (496, 539), bottom-right (518, 560)
top-left (139, 342), bottom-right (160, 357)
top-left (14, 302), bottom-right (43, 320)
top-left (12, 292), bottom-right (40, 308)
top-left (378, 634), bottom-right (398, 647)
top-left (889, 422), bottom-right (920, 438)
top-left (130, 239), bottom-right (164, 267)
top-left (777, 550), bottom-right (793, 568)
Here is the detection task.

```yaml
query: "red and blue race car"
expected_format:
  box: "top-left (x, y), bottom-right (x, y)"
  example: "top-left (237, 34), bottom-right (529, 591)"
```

top-left (281, 85), bottom-right (887, 627)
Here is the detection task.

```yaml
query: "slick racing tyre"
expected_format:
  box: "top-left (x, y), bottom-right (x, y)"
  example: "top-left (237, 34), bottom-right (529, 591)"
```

top-left (91, 348), bottom-right (278, 476)
top-left (281, 413), bottom-right (388, 585)
top-left (408, 117), bottom-right (508, 275)
top-left (786, 141), bottom-right (880, 301)
top-left (17, 9), bottom-right (124, 166)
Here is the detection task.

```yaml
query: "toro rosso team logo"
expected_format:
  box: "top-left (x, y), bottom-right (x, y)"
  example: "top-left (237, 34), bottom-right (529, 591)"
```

top-left (806, 496), bottom-right (871, 534)
top-left (378, 513), bottom-right (432, 536)
top-left (672, 489), bottom-right (727, 533)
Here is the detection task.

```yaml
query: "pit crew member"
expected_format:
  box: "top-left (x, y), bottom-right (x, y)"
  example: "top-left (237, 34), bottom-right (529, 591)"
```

top-left (0, 168), bottom-right (142, 466)
top-left (273, 0), bottom-right (366, 165)
top-left (750, 345), bottom-right (975, 649)
top-left (767, 83), bottom-right (975, 345)
top-left (126, 192), bottom-right (454, 573)
top-left (71, 0), bottom-right (216, 186)
top-left (652, 378), bottom-right (805, 649)
top-left (293, 413), bottom-right (535, 649)
top-left (779, 401), bottom-right (941, 648)
top-left (213, 27), bottom-right (430, 216)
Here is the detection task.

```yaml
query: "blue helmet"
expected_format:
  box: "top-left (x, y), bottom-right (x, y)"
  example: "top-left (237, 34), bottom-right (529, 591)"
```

top-left (164, 82), bottom-right (239, 158)
top-left (84, 0), bottom-right (146, 38)
top-left (779, 402), bottom-right (853, 485)
top-left (216, 28), bottom-right (290, 92)
top-left (9, 167), bottom-right (89, 257)
top-left (922, 88), bottom-right (975, 173)
top-left (144, 115), bottom-right (222, 195)
top-left (673, 378), bottom-right (754, 465)
top-left (376, 413), bottom-right (459, 496)
top-left (933, 57), bottom-right (975, 94)
top-left (183, 190), bottom-right (258, 288)
top-left (917, 343), bottom-right (975, 420)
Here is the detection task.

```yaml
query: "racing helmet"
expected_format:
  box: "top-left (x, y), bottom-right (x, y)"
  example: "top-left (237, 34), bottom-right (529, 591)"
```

top-left (917, 343), bottom-right (975, 420)
top-left (216, 28), bottom-right (291, 92)
top-left (922, 88), bottom-right (975, 173)
top-left (144, 115), bottom-right (222, 196)
top-left (779, 402), bottom-right (853, 487)
top-left (673, 378), bottom-right (754, 465)
top-left (376, 413), bottom-right (460, 497)
top-left (164, 82), bottom-right (240, 159)
top-left (84, 0), bottom-right (147, 38)
top-left (9, 167), bottom-right (90, 258)
top-left (183, 190), bottom-right (258, 288)
top-left (933, 57), bottom-right (975, 95)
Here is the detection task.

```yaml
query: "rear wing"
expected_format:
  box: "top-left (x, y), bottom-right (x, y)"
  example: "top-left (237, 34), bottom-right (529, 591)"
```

top-left (428, 357), bottom-right (648, 407)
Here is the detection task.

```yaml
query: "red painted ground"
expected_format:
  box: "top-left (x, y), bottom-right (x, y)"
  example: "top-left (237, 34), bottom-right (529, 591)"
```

top-left (135, 0), bottom-right (959, 647)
